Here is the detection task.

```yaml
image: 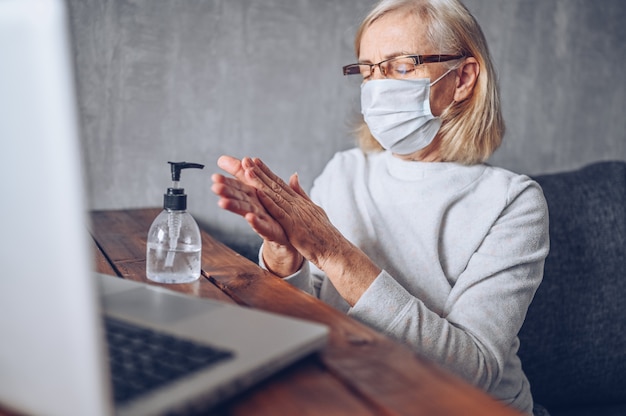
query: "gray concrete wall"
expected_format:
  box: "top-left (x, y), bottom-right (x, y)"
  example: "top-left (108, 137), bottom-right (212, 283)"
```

top-left (68, 0), bottom-right (626, 246)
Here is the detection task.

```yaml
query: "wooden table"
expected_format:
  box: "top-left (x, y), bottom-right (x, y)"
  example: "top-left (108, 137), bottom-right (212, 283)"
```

top-left (84, 209), bottom-right (521, 415)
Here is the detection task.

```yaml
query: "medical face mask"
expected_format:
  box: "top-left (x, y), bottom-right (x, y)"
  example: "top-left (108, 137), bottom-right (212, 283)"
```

top-left (360, 70), bottom-right (452, 155)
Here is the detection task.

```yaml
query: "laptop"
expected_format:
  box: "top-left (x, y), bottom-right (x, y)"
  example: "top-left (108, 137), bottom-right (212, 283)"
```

top-left (0, 1), bottom-right (329, 415)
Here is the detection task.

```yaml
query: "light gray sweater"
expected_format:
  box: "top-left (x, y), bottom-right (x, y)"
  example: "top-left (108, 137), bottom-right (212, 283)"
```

top-left (262, 148), bottom-right (549, 414)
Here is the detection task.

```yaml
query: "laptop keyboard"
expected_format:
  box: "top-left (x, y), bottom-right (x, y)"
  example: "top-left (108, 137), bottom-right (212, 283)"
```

top-left (104, 317), bottom-right (234, 404)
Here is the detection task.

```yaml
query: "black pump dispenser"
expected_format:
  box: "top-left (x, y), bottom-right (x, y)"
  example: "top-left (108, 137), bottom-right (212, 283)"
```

top-left (163, 162), bottom-right (204, 211)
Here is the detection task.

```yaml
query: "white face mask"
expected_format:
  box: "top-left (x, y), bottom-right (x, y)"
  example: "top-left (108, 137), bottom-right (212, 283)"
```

top-left (360, 70), bottom-right (452, 155)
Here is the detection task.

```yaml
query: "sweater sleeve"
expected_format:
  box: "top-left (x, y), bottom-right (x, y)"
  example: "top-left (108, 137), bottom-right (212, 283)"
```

top-left (348, 179), bottom-right (549, 394)
top-left (258, 243), bottom-right (352, 313)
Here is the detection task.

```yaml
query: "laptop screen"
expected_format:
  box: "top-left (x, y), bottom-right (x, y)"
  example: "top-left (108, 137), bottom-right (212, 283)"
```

top-left (0, 2), bottom-right (329, 415)
top-left (0, 0), bottom-right (112, 414)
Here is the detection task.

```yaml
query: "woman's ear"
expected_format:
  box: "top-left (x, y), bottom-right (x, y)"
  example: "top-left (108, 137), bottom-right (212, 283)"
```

top-left (454, 57), bottom-right (479, 102)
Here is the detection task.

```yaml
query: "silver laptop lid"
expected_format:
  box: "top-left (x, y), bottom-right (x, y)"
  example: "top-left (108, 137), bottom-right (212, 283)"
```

top-left (0, 0), bottom-right (112, 415)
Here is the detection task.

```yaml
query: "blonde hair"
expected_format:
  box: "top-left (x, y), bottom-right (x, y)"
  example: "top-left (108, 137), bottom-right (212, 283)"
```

top-left (354, 0), bottom-right (504, 164)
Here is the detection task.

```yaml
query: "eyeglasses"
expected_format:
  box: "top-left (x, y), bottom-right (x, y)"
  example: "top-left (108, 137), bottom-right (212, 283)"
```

top-left (342, 54), bottom-right (465, 80)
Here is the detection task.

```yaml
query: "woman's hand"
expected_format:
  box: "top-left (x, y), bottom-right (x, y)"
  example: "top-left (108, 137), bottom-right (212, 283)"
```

top-left (241, 158), bottom-right (381, 305)
top-left (237, 157), bottom-right (338, 267)
top-left (211, 156), bottom-right (303, 276)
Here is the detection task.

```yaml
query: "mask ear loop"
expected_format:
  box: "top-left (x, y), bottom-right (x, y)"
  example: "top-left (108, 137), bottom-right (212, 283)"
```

top-left (429, 68), bottom-right (454, 86)
top-left (429, 59), bottom-right (464, 87)
top-left (434, 59), bottom-right (467, 124)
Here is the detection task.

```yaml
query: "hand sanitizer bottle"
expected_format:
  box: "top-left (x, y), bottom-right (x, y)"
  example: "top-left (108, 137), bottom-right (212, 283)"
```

top-left (146, 161), bottom-right (204, 284)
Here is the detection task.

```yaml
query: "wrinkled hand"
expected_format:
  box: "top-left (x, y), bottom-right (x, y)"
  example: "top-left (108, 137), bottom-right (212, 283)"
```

top-left (214, 155), bottom-right (380, 304)
top-left (241, 157), bottom-right (345, 271)
top-left (211, 156), bottom-right (289, 246)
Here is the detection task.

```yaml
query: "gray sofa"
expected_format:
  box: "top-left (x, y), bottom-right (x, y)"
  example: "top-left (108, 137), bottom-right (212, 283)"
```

top-left (519, 161), bottom-right (626, 416)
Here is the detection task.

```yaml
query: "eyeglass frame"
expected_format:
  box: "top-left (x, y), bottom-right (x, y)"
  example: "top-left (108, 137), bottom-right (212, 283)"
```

top-left (342, 54), bottom-right (466, 78)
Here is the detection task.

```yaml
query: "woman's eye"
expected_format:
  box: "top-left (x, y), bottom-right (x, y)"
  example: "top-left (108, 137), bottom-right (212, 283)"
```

top-left (393, 63), bottom-right (413, 75)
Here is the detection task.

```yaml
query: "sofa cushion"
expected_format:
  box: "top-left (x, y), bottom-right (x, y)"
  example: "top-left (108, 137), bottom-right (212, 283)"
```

top-left (519, 161), bottom-right (626, 410)
top-left (550, 403), bottom-right (626, 416)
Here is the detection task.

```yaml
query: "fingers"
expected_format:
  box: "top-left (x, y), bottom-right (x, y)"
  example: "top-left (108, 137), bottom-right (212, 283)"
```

top-left (215, 155), bottom-right (304, 223)
top-left (250, 158), bottom-right (295, 196)
top-left (217, 155), bottom-right (285, 193)
top-left (213, 156), bottom-right (277, 217)
top-left (211, 173), bottom-right (260, 217)
top-left (212, 159), bottom-right (291, 245)
top-left (211, 173), bottom-right (253, 201)
top-left (245, 212), bottom-right (289, 246)
top-left (217, 155), bottom-right (246, 181)
top-left (289, 172), bottom-right (312, 201)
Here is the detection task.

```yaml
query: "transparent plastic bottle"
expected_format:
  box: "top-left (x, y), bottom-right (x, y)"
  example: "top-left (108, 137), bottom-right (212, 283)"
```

top-left (146, 209), bottom-right (201, 283)
top-left (146, 162), bottom-right (204, 284)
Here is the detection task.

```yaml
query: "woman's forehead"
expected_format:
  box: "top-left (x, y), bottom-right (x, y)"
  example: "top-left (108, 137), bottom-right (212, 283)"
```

top-left (359, 11), bottom-right (431, 61)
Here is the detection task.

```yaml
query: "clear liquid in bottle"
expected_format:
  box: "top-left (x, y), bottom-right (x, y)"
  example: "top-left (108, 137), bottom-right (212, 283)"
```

top-left (146, 241), bottom-right (201, 283)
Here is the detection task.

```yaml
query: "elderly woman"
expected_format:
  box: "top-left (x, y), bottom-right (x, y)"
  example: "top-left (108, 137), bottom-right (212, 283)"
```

top-left (211, 0), bottom-right (549, 414)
